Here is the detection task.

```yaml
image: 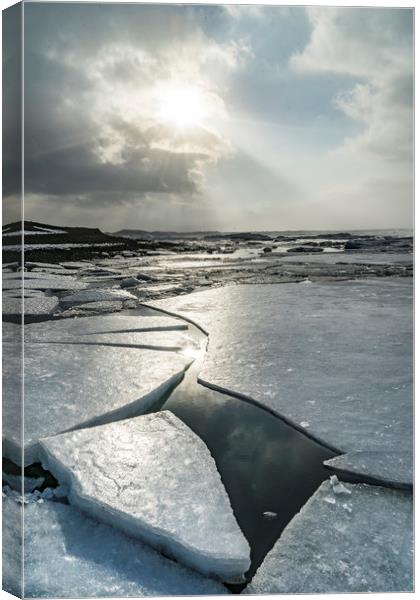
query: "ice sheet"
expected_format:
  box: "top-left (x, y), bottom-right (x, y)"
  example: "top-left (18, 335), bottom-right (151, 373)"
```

top-left (244, 479), bottom-right (413, 594)
top-left (3, 342), bottom-right (191, 466)
top-left (40, 411), bottom-right (251, 582)
top-left (2, 493), bottom-right (227, 597)
top-left (151, 280), bottom-right (413, 480)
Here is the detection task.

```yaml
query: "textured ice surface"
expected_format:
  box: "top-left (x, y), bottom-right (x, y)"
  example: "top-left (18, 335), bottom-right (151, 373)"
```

top-left (2, 493), bottom-right (23, 598)
top-left (245, 479), bottom-right (413, 594)
top-left (40, 411), bottom-right (251, 582)
top-left (22, 313), bottom-right (189, 340)
top-left (2, 493), bottom-right (227, 597)
top-left (151, 280), bottom-right (412, 478)
top-left (3, 342), bottom-right (191, 465)
top-left (2, 293), bottom-right (58, 317)
top-left (19, 314), bottom-right (196, 351)
top-left (3, 272), bottom-right (87, 291)
top-left (324, 451), bottom-right (413, 488)
top-left (60, 288), bottom-right (137, 306)
top-left (59, 300), bottom-right (124, 315)
top-left (60, 261), bottom-right (94, 269)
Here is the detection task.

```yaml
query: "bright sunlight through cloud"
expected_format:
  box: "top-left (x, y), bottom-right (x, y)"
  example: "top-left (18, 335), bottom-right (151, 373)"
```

top-left (159, 87), bottom-right (208, 128)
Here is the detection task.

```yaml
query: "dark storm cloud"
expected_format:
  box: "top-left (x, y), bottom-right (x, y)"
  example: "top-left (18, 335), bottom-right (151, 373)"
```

top-left (23, 142), bottom-right (202, 198)
top-left (17, 2), bottom-right (230, 208)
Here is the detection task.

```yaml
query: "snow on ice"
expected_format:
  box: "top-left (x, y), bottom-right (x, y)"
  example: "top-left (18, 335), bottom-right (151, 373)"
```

top-left (244, 479), bottom-right (413, 594)
top-left (39, 411), bottom-right (251, 582)
top-left (151, 280), bottom-right (413, 480)
top-left (2, 492), bottom-right (227, 597)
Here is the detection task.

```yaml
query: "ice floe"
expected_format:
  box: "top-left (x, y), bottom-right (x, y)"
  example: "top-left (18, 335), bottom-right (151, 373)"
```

top-left (151, 280), bottom-right (413, 479)
top-left (2, 294), bottom-right (59, 317)
top-left (244, 479), bottom-right (413, 594)
top-left (60, 288), bottom-right (138, 306)
top-left (21, 313), bottom-right (189, 340)
top-left (40, 411), bottom-right (251, 582)
top-left (3, 341), bottom-right (191, 466)
top-left (58, 300), bottom-right (124, 315)
top-left (324, 451), bottom-right (413, 489)
top-left (3, 272), bottom-right (87, 292)
top-left (2, 492), bottom-right (227, 597)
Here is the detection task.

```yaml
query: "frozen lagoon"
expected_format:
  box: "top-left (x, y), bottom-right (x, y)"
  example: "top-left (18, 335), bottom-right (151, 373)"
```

top-left (2, 264), bottom-right (413, 594)
top-left (151, 279), bottom-right (413, 482)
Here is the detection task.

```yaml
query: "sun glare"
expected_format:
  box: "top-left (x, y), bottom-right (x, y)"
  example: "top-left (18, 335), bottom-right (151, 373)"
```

top-left (159, 87), bottom-right (207, 128)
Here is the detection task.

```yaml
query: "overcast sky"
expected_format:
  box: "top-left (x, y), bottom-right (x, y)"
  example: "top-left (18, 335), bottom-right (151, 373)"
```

top-left (4, 3), bottom-right (413, 231)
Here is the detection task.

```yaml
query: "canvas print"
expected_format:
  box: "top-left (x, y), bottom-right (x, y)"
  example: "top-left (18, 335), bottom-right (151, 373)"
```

top-left (2, 1), bottom-right (413, 597)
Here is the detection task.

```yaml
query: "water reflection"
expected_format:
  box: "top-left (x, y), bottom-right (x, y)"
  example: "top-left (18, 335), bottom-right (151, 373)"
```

top-left (162, 365), bottom-right (336, 588)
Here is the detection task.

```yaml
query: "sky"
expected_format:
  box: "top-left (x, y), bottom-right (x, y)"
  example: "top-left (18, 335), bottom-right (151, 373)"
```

top-left (3, 2), bottom-right (414, 231)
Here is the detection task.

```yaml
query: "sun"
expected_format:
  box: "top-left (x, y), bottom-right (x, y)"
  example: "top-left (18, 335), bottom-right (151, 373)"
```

top-left (159, 87), bottom-right (207, 128)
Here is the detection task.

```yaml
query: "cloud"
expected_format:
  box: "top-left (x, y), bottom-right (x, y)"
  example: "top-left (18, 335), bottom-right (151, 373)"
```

top-left (291, 7), bottom-right (413, 163)
top-left (17, 3), bottom-right (246, 214)
top-left (4, 4), bottom-right (413, 230)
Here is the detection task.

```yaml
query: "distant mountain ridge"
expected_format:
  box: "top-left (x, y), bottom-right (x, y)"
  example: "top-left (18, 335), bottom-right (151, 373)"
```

top-left (2, 220), bottom-right (138, 263)
top-left (3, 220), bottom-right (122, 244)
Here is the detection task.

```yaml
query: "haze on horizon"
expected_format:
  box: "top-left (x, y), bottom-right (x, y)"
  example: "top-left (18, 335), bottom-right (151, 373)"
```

top-left (3, 3), bottom-right (413, 232)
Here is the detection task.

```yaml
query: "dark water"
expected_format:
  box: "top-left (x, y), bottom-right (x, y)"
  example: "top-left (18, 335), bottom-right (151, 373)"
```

top-left (2, 458), bottom-right (58, 491)
top-left (161, 364), bottom-right (337, 589)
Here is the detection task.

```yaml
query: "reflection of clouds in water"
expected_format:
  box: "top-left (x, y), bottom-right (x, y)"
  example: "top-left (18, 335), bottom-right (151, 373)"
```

top-left (163, 376), bottom-right (335, 578)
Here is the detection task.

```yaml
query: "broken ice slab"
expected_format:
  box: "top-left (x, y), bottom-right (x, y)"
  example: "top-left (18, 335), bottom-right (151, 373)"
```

top-left (2, 293), bottom-right (59, 318)
top-left (59, 261), bottom-right (94, 269)
top-left (39, 411), bottom-right (251, 582)
top-left (19, 313), bottom-right (189, 339)
top-left (58, 300), bottom-right (125, 316)
top-left (14, 315), bottom-right (197, 351)
top-left (3, 342), bottom-right (192, 466)
top-left (244, 479), bottom-right (413, 594)
top-left (324, 451), bottom-right (413, 489)
top-left (2, 493), bottom-right (227, 598)
top-left (3, 271), bottom-right (87, 291)
top-left (151, 279), bottom-right (413, 480)
top-left (60, 288), bottom-right (138, 306)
